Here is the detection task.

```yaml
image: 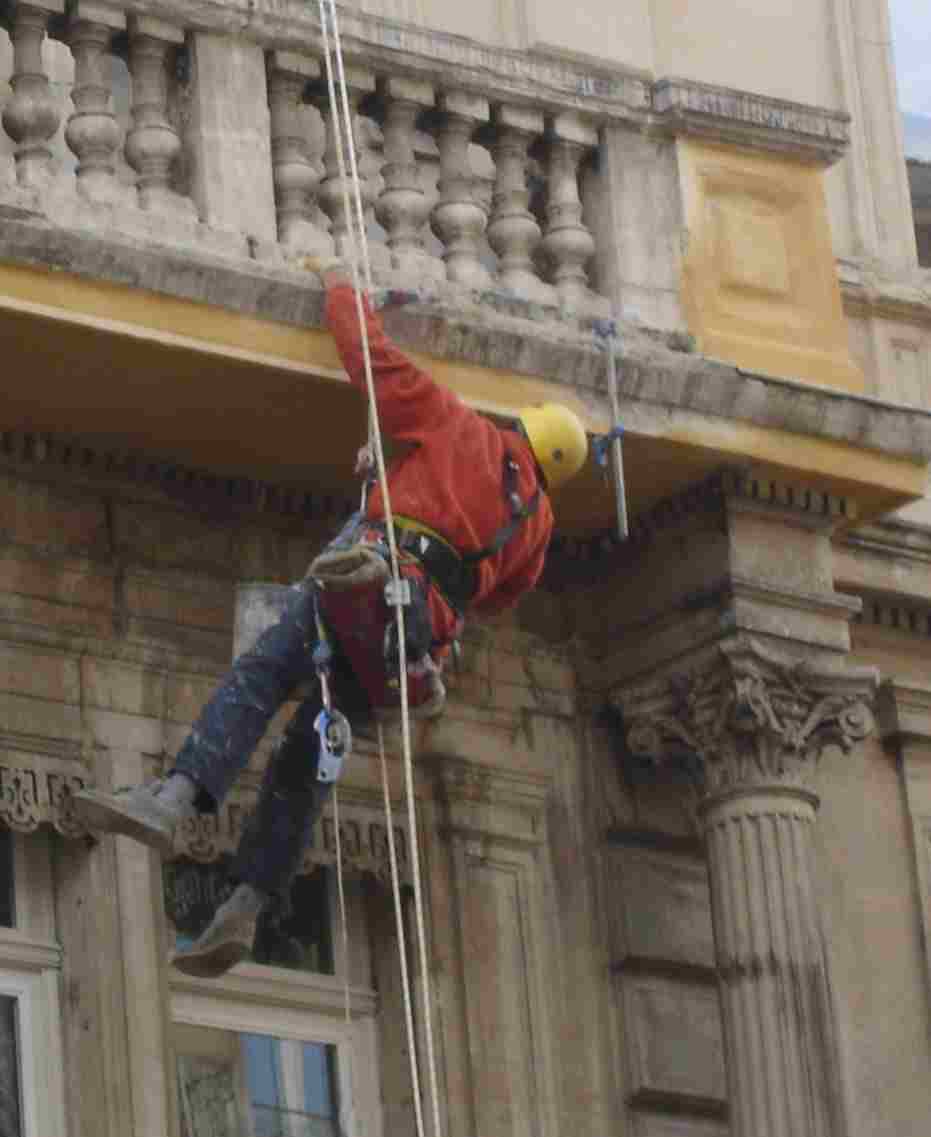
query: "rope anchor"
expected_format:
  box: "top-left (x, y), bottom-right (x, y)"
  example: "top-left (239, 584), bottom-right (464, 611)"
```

top-left (593, 318), bottom-right (629, 542)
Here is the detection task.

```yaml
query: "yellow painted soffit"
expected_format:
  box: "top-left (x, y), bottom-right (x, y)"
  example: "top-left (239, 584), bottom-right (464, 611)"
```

top-left (0, 259), bottom-right (925, 516)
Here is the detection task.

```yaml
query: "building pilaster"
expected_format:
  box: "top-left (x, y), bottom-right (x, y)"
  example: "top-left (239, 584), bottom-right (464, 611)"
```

top-left (616, 636), bottom-right (877, 1137)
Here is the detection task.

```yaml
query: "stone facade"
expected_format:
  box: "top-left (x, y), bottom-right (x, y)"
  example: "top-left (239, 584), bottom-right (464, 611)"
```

top-left (0, 1), bottom-right (930, 1136)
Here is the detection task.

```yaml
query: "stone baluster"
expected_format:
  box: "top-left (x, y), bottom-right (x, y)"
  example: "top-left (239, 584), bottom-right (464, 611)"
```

top-left (267, 51), bottom-right (331, 257)
top-left (2, 0), bottom-right (64, 187)
top-left (65, 0), bottom-right (124, 203)
top-left (124, 15), bottom-right (188, 214)
top-left (431, 91), bottom-right (491, 288)
top-left (313, 65), bottom-right (376, 262)
top-left (540, 112), bottom-right (598, 312)
top-left (484, 105), bottom-right (554, 303)
top-left (619, 637), bottom-right (877, 1137)
top-left (375, 76), bottom-right (444, 284)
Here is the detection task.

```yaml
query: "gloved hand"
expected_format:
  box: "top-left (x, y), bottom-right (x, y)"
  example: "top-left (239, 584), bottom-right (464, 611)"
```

top-left (300, 255), bottom-right (353, 286)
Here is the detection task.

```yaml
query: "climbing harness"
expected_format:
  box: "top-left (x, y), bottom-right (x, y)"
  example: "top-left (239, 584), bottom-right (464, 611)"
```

top-left (370, 452), bottom-right (541, 617)
top-left (313, 5), bottom-right (443, 1137)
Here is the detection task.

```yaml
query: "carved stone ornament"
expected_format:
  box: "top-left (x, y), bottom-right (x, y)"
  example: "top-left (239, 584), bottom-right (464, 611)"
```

top-left (172, 787), bottom-right (413, 886)
top-left (0, 758), bottom-right (88, 839)
top-left (616, 638), bottom-right (878, 796)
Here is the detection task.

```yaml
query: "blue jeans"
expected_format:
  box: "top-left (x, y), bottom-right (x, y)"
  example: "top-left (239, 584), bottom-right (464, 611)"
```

top-left (172, 583), bottom-right (367, 897)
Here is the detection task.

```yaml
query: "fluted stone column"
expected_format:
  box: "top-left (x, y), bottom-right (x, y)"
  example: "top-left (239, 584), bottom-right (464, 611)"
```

top-left (619, 637), bottom-right (877, 1137)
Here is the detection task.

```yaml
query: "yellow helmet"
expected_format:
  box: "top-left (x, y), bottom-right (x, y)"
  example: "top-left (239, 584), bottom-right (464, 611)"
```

top-left (518, 403), bottom-right (588, 489)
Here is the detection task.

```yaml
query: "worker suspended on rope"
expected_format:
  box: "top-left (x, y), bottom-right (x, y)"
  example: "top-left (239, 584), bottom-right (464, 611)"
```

top-left (72, 258), bottom-right (588, 979)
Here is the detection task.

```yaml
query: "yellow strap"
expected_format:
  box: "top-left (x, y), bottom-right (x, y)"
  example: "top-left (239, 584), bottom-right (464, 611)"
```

top-left (392, 514), bottom-right (459, 556)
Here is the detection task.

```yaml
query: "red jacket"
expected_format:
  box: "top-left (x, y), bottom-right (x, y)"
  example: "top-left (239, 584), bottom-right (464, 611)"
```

top-left (326, 283), bottom-right (554, 647)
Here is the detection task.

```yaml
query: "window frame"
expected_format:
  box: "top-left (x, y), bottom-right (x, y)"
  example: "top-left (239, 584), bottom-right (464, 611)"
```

top-left (167, 869), bottom-right (384, 1137)
top-left (0, 831), bottom-right (67, 1137)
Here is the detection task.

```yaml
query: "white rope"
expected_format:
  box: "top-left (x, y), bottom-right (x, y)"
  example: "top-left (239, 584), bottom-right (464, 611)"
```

top-left (376, 722), bottom-right (426, 1137)
top-left (316, 6), bottom-right (445, 1137)
top-left (331, 786), bottom-right (357, 1137)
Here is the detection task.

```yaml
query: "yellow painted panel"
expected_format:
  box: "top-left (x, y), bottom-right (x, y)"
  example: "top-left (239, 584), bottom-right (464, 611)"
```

top-left (678, 140), bottom-right (864, 393)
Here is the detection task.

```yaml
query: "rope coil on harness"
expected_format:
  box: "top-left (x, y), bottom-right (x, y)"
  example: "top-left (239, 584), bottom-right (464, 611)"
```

top-left (315, 6), bottom-right (444, 1137)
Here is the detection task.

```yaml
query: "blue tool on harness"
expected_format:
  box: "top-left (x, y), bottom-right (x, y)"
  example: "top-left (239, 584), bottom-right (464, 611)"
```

top-left (311, 600), bottom-right (353, 783)
top-left (314, 706), bottom-right (353, 783)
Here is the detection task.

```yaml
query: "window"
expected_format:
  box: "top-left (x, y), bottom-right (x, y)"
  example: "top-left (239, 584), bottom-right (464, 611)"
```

top-left (165, 858), bottom-right (383, 1137)
top-left (164, 857), bottom-right (333, 974)
top-left (175, 1024), bottom-right (340, 1137)
top-left (0, 832), bottom-right (66, 1137)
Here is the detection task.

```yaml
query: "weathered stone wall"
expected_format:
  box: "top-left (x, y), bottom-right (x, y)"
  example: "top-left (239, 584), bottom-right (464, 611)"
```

top-left (0, 444), bottom-right (625, 1137)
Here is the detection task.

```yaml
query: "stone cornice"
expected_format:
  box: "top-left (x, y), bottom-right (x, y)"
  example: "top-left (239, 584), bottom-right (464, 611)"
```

top-left (549, 470), bottom-right (860, 573)
top-left (4, 219), bottom-right (931, 472)
top-left (877, 678), bottom-right (931, 748)
top-left (117, 0), bottom-right (855, 160)
top-left (0, 427), bottom-right (355, 527)
top-left (840, 259), bottom-right (931, 329)
top-left (854, 593), bottom-right (931, 638)
top-left (652, 79), bottom-right (850, 164)
top-left (106, 0), bottom-right (850, 162)
top-left (612, 637), bottom-right (878, 796)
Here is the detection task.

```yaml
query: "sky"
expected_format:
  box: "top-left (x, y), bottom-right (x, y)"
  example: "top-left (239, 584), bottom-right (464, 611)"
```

top-left (889, 0), bottom-right (931, 116)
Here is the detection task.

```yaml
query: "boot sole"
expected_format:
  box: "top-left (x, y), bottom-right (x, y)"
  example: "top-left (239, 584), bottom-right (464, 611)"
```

top-left (171, 939), bottom-right (252, 980)
top-left (73, 791), bottom-right (175, 857)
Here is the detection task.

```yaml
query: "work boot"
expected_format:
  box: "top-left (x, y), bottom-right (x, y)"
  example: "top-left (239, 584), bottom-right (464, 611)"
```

top-left (73, 775), bottom-right (196, 857)
top-left (170, 884), bottom-right (266, 979)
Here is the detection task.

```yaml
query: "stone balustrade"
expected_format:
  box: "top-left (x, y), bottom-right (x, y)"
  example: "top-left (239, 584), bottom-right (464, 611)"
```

top-left (0, 1), bottom-right (608, 316)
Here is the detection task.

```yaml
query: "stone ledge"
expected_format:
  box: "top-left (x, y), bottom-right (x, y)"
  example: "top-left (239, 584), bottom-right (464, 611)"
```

top-left (3, 218), bottom-right (931, 467)
top-left (652, 78), bottom-right (850, 164)
top-left (117, 0), bottom-right (652, 119)
top-left (840, 257), bottom-right (931, 328)
top-left (878, 678), bottom-right (931, 746)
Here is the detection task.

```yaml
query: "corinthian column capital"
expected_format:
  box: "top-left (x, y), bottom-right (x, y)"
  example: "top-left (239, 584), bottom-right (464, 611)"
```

top-left (617, 637), bottom-right (878, 797)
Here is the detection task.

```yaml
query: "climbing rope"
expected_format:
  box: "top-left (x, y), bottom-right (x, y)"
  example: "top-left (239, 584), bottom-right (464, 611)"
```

top-left (330, 786), bottom-right (357, 1137)
top-left (315, 4), bottom-right (444, 1136)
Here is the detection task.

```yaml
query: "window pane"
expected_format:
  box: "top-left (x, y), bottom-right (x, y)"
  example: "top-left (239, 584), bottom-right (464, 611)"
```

top-left (0, 830), bottom-right (15, 929)
top-left (174, 1024), bottom-right (340, 1137)
top-left (0, 995), bottom-right (22, 1137)
top-left (163, 857), bottom-right (333, 974)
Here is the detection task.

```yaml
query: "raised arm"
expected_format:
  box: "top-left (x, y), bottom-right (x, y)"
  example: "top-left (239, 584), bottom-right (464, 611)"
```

top-left (324, 279), bottom-right (461, 443)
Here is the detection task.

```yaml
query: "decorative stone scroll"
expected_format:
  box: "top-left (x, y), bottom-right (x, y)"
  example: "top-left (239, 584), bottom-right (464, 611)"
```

top-left (173, 788), bottom-right (412, 886)
top-left (0, 759), bottom-right (88, 839)
top-left (620, 636), bottom-right (876, 795)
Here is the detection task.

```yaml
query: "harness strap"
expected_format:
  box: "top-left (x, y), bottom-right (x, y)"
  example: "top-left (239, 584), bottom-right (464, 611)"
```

top-left (375, 453), bottom-right (540, 615)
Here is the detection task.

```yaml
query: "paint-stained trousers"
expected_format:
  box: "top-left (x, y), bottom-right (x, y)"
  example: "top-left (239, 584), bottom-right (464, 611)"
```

top-left (172, 583), bottom-right (344, 898)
